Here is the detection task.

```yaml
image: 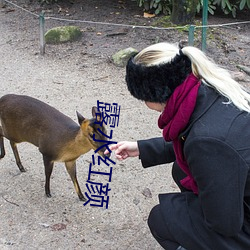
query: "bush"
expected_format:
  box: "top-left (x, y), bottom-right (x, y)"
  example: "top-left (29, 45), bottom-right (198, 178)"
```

top-left (135, 0), bottom-right (172, 15)
top-left (135, 0), bottom-right (250, 17)
top-left (212, 0), bottom-right (250, 17)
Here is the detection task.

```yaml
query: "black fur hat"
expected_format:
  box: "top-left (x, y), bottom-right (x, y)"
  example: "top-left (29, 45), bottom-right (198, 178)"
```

top-left (125, 52), bottom-right (192, 103)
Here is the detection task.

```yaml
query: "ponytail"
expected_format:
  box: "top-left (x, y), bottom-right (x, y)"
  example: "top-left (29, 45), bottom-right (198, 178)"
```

top-left (182, 46), bottom-right (250, 112)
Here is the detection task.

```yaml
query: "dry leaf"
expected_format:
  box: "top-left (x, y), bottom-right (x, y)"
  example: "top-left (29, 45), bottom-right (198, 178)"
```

top-left (143, 12), bottom-right (155, 18)
top-left (51, 223), bottom-right (67, 231)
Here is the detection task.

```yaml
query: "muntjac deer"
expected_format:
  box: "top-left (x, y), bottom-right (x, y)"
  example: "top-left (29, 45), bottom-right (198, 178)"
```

top-left (0, 94), bottom-right (111, 201)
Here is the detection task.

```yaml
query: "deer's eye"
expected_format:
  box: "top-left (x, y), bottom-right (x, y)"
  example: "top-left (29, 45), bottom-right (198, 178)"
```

top-left (89, 133), bottom-right (94, 139)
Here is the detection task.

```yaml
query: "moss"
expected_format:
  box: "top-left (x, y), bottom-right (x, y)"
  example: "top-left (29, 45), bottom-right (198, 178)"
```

top-left (152, 16), bottom-right (197, 32)
top-left (45, 26), bottom-right (82, 44)
top-left (152, 16), bottom-right (172, 27)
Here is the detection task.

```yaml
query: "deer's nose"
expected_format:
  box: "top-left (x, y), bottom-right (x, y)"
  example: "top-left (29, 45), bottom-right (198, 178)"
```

top-left (104, 152), bottom-right (111, 158)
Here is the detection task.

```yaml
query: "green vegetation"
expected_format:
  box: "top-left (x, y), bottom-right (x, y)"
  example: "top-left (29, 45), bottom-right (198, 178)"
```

top-left (135, 0), bottom-right (250, 18)
top-left (44, 26), bottom-right (82, 44)
top-left (38, 0), bottom-right (249, 23)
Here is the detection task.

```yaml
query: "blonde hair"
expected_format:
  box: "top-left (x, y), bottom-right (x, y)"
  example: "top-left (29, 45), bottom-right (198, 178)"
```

top-left (134, 42), bottom-right (250, 113)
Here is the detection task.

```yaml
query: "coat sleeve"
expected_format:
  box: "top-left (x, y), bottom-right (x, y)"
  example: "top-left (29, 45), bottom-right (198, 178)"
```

top-left (137, 137), bottom-right (175, 168)
top-left (185, 136), bottom-right (249, 237)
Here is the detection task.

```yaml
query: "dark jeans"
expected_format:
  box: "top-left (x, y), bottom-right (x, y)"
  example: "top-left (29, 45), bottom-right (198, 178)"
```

top-left (148, 162), bottom-right (188, 250)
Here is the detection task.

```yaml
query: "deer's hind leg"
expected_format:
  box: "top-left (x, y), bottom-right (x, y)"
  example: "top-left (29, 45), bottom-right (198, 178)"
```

top-left (65, 161), bottom-right (86, 201)
top-left (0, 126), bottom-right (5, 159)
top-left (10, 141), bottom-right (26, 172)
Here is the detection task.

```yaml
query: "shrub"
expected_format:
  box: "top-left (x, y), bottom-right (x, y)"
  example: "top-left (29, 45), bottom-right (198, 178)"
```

top-left (135, 0), bottom-right (172, 15)
top-left (135, 0), bottom-right (250, 17)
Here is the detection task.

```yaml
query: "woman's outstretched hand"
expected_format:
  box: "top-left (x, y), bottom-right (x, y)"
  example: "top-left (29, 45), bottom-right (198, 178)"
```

top-left (105, 141), bottom-right (139, 160)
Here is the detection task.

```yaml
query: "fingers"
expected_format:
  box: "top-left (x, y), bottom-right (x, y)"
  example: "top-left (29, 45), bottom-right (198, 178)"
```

top-left (104, 141), bottom-right (138, 160)
top-left (115, 150), bottom-right (129, 161)
top-left (114, 143), bottom-right (128, 155)
top-left (104, 141), bottom-right (127, 155)
top-left (116, 154), bottom-right (127, 160)
top-left (104, 141), bottom-right (130, 159)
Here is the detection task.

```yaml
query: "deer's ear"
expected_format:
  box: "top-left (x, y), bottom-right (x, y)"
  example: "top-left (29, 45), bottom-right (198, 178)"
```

top-left (92, 106), bottom-right (101, 122)
top-left (76, 111), bottom-right (85, 125)
top-left (92, 106), bottom-right (98, 118)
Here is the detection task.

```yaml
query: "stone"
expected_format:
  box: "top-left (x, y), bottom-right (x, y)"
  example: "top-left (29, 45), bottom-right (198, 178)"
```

top-left (142, 187), bottom-right (152, 198)
top-left (231, 71), bottom-right (247, 82)
top-left (112, 47), bottom-right (138, 67)
top-left (44, 26), bottom-right (82, 44)
top-left (0, 0), bottom-right (6, 8)
top-left (237, 65), bottom-right (250, 76)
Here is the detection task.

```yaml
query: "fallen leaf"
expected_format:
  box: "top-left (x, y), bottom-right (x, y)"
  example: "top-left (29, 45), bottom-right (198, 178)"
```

top-left (143, 12), bottom-right (155, 18)
top-left (51, 223), bottom-right (67, 231)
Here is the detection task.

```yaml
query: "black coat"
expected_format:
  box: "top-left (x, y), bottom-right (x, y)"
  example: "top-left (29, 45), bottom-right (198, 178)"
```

top-left (138, 84), bottom-right (250, 250)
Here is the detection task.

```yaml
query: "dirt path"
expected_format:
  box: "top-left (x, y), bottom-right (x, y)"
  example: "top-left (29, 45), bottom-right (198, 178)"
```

top-left (0, 2), bottom-right (175, 250)
top-left (0, 1), bottom-right (249, 249)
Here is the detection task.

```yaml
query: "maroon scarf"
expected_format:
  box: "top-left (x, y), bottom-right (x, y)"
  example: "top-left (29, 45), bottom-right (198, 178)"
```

top-left (158, 73), bottom-right (201, 194)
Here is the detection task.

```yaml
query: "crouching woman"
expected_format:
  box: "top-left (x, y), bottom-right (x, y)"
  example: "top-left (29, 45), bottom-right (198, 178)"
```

top-left (109, 42), bottom-right (250, 250)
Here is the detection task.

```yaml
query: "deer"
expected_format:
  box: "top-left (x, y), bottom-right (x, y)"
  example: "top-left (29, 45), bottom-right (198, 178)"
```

top-left (0, 94), bottom-right (111, 201)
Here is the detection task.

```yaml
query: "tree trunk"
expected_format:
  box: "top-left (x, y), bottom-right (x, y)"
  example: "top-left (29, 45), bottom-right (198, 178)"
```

top-left (171, 0), bottom-right (198, 25)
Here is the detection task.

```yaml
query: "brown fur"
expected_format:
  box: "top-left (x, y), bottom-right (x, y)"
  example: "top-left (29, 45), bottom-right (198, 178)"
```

top-left (0, 94), bottom-right (109, 201)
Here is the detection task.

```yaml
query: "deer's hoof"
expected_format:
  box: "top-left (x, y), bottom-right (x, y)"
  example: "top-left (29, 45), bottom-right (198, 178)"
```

top-left (46, 193), bottom-right (52, 198)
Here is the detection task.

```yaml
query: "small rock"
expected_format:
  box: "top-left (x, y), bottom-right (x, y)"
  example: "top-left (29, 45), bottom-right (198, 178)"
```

top-left (39, 223), bottom-right (50, 228)
top-left (231, 71), bottom-right (247, 82)
top-left (133, 197), bottom-right (140, 205)
top-left (112, 47), bottom-right (138, 67)
top-left (142, 187), bottom-right (152, 198)
top-left (236, 65), bottom-right (250, 76)
top-left (0, 0), bottom-right (6, 8)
